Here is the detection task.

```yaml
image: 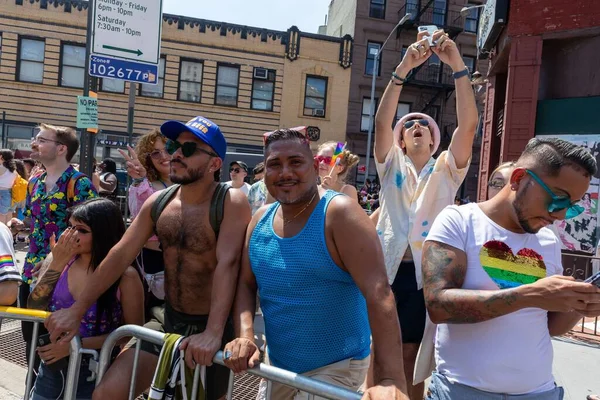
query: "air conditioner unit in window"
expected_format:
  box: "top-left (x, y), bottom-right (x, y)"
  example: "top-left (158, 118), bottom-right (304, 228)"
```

top-left (312, 109), bottom-right (325, 117)
top-left (254, 68), bottom-right (268, 79)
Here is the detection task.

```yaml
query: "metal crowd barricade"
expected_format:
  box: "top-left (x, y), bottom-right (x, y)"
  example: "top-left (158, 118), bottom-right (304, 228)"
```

top-left (0, 306), bottom-right (83, 400)
top-left (97, 324), bottom-right (363, 400)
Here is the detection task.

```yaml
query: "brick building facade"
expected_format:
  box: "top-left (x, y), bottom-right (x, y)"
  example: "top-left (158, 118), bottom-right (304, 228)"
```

top-left (477, 0), bottom-right (600, 200)
top-left (326, 0), bottom-right (486, 199)
top-left (0, 0), bottom-right (354, 170)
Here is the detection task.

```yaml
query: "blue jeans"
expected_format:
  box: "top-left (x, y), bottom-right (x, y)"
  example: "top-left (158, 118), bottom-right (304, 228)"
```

top-left (31, 357), bottom-right (96, 400)
top-left (427, 372), bottom-right (564, 400)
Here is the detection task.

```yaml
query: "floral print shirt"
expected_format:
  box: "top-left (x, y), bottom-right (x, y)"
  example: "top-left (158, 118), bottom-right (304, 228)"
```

top-left (247, 180), bottom-right (267, 216)
top-left (23, 166), bottom-right (97, 281)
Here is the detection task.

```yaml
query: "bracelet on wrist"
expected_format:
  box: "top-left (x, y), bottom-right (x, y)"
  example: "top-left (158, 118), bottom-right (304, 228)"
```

top-left (391, 72), bottom-right (406, 86)
top-left (452, 67), bottom-right (470, 80)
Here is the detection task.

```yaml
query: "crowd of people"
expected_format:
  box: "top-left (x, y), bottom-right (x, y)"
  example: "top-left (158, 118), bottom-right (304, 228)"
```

top-left (0, 29), bottom-right (598, 400)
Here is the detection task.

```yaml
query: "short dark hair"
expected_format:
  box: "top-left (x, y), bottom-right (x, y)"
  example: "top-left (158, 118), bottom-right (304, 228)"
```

top-left (264, 129), bottom-right (310, 152)
top-left (101, 158), bottom-right (117, 175)
top-left (517, 138), bottom-right (597, 178)
top-left (253, 162), bottom-right (265, 175)
top-left (23, 159), bottom-right (35, 169)
top-left (39, 123), bottom-right (79, 162)
top-left (14, 159), bottom-right (26, 180)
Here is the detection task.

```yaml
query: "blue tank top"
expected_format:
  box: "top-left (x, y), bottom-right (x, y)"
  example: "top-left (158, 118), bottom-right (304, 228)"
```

top-left (249, 190), bottom-right (371, 374)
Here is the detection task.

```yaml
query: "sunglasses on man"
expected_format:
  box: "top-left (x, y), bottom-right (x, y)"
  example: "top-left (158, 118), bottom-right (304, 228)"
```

top-left (230, 167), bottom-right (243, 173)
top-left (404, 119), bottom-right (430, 130)
top-left (165, 139), bottom-right (218, 158)
top-left (526, 170), bottom-right (584, 219)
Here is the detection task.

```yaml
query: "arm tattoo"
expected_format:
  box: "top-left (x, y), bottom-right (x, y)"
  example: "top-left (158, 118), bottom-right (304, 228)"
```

top-left (28, 269), bottom-right (61, 310)
top-left (422, 241), bottom-right (521, 324)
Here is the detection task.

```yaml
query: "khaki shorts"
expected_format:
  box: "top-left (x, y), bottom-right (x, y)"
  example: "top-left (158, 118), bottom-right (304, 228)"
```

top-left (257, 351), bottom-right (370, 400)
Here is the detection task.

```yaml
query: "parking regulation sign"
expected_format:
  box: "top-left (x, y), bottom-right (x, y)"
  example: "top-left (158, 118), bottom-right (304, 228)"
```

top-left (89, 54), bottom-right (158, 84)
top-left (92, 0), bottom-right (163, 65)
top-left (90, 0), bottom-right (162, 84)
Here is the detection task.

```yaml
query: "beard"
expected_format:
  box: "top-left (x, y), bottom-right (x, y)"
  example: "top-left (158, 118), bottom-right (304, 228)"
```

top-left (169, 159), bottom-right (207, 185)
top-left (513, 182), bottom-right (539, 234)
top-left (276, 185), bottom-right (317, 206)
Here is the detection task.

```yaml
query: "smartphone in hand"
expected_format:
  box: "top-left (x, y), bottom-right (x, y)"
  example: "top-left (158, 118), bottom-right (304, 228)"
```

top-left (418, 25), bottom-right (438, 46)
top-left (37, 333), bottom-right (69, 371)
top-left (584, 271), bottom-right (600, 288)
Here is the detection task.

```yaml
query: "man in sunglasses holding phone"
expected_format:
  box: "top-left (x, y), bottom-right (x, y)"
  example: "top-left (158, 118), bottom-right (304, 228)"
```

top-left (371, 29), bottom-right (478, 398)
top-left (46, 116), bottom-right (252, 400)
top-left (421, 137), bottom-right (600, 399)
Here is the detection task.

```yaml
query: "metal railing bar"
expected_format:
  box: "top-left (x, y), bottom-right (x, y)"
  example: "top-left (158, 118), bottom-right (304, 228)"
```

top-left (97, 325), bottom-right (363, 400)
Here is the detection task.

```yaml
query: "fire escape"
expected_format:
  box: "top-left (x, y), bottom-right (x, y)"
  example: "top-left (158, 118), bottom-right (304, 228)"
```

top-left (396, 0), bottom-right (466, 147)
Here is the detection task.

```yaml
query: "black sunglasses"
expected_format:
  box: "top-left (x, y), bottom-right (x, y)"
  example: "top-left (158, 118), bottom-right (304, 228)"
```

top-left (230, 168), bottom-right (241, 173)
top-left (404, 119), bottom-right (430, 129)
top-left (165, 139), bottom-right (218, 158)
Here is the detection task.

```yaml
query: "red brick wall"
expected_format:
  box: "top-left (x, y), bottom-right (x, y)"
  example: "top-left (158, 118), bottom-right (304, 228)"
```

top-left (508, 0), bottom-right (600, 36)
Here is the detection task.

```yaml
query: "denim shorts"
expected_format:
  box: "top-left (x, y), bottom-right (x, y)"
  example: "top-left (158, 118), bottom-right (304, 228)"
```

top-left (31, 356), bottom-right (96, 400)
top-left (427, 372), bottom-right (564, 400)
top-left (0, 188), bottom-right (12, 214)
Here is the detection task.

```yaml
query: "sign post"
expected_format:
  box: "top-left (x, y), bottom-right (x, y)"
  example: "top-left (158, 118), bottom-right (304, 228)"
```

top-left (82, 0), bottom-right (162, 218)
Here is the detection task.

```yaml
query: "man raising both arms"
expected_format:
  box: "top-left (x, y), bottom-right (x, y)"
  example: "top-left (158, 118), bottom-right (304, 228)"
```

top-left (370, 29), bottom-right (478, 398)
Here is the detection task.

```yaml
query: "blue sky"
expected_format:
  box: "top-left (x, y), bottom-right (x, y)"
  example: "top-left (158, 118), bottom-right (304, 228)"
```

top-left (163, 0), bottom-right (331, 33)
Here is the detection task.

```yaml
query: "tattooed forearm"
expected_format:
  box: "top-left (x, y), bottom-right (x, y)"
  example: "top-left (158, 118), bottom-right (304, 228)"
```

top-left (27, 269), bottom-right (61, 310)
top-left (422, 241), bottom-right (525, 324)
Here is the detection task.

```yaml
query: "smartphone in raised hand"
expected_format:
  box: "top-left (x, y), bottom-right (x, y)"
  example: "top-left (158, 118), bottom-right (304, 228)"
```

top-left (418, 25), bottom-right (438, 46)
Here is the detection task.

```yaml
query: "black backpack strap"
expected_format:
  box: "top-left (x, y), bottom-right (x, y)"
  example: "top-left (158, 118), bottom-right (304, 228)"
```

top-left (150, 184), bottom-right (180, 227)
top-left (209, 183), bottom-right (230, 238)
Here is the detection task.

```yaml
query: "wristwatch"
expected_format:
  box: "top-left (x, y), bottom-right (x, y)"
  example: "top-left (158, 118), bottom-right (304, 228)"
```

top-left (453, 67), bottom-right (470, 80)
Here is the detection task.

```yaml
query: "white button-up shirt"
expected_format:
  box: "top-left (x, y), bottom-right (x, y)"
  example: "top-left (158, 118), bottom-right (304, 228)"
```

top-left (375, 145), bottom-right (469, 289)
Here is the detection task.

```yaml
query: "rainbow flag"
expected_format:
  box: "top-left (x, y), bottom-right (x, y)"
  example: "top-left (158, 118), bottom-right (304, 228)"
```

top-left (330, 142), bottom-right (346, 167)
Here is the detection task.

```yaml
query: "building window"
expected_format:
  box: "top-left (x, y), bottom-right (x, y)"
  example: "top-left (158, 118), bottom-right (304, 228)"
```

top-left (369, 0), bottom-right (386, 19)
top-left (395, 103), bottom-right (411, 125)
top-left (140, 57), bottom-right (165, 98)
top-left (365, 42), bottom-right (382, 76)
top-left (179, 60), bottom-right (203, 102)
top-left (463, 55), bottom-right (476, 74)
top-left (406, 0), bottom-right (420, 16)
top-left (433, 0), bottom-right (447, 26)
top-left (215, 64), bottom-right (239, 106)
top-left (101, 78), bottom-right (125, 93)
top-left (465, 3), bottom-right (480, 33)
top-left (60, 43), bottom-right (86, 88)
top-left (361, 98), bottom-right (378, 132)
top-left (303, 76), bottom-right (328, 117)
top-left (251, 68), bottom-right (276, 111)
top-left (18, 38), bottom-right (45, 83)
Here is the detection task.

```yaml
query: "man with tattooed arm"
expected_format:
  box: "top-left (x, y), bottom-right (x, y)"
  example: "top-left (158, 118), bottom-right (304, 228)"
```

top-left (422, 138), bottom-right (600, 399)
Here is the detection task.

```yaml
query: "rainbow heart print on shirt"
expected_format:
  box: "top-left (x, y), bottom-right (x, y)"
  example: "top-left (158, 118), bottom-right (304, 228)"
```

top-left (479, 240), bottom-right (547, 289)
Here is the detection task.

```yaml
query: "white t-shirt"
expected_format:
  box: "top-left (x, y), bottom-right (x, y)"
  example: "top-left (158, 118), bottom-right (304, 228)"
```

top-left (225, 181), bottom-right (251, 196)
top-left (0, 223), bottom-right (19, 284)
top-left (425, 203), bottom-right (561, 395)
top-left (0, 170), bottom-right (16, 190)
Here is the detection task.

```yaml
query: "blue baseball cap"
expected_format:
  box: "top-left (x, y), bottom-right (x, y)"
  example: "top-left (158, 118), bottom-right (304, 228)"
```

top-left (160, 116), bottom-right (227, 159)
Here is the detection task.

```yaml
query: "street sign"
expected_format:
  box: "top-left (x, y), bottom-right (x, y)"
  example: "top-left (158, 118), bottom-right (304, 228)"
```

top-left (89, 54), bottom-right (158, 84)
top-left (91, 0), bottom-right (163, 65)
top-left (76, 96), bottom-right (98, 129)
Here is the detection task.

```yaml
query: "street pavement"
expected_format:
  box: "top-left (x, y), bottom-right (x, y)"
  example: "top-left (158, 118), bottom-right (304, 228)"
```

top-left (2, 247), bottom-right (600, 399)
